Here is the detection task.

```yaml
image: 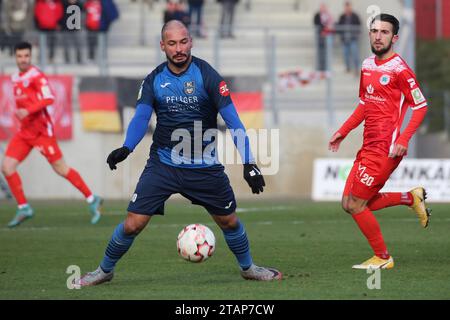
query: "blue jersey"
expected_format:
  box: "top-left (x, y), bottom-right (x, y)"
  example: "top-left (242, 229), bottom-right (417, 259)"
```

top-left (124, 56), bottom-right (254, 168)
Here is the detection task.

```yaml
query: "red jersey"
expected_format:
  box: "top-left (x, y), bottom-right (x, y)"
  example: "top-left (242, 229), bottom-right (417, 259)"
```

top-left (357, 53), bottom-right (427, 155)
top-left (11, 66), bottom-right (55, 139)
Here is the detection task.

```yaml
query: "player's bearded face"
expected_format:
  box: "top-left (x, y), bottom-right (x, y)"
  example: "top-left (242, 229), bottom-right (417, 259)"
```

top-left (162, 30), bottom-right (193, 69)
top-left (370, 36), bottom-right (394, 56)
top-left (369, 21), bottom-right (397, 56)
top-left (15, 49), bottom-right (31, 72)
top-left (167, 49), bottom-right (191, 68)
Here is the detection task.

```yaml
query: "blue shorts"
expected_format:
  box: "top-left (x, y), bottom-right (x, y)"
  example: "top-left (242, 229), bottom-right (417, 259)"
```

top-left (127, 158), bottom-right (237, 216)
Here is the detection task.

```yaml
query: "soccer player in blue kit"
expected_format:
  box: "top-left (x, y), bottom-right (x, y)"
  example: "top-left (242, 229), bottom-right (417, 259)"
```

top-left (79, 20), bottom-right (282, 286)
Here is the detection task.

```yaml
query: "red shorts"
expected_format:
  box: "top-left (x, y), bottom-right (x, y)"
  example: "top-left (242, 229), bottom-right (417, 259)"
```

top-left (343, 149), bottom-right (403, 200)
top-left (5, 133), bottom-right (63, 164)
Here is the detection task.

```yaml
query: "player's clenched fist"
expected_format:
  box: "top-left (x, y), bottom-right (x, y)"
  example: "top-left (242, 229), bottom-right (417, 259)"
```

top-left (107, 146), bottom-right (131, 170)
top-left (243, 163), bottom-right (265, 194)
top-left (388, 143), bottom-right (407, 158)
top-left (328, 132), bottom-right (344, 152)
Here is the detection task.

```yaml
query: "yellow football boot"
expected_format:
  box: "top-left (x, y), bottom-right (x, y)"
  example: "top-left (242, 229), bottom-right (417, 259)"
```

top-left (352, 255), bottom-right (394, 270)
top-left (409, 187), bottom-right (431, 228)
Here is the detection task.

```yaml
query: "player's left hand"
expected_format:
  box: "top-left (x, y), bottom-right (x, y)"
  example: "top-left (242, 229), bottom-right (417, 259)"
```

top-left (388, 143), bottom-right (407, 158)
top-left (243, 163), bottom-right (265, 194)
top-left (15, 109), bottom-right (29, 120)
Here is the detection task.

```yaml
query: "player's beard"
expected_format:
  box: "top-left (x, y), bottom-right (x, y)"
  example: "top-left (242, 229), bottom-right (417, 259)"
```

top-left (371, 40), bottom-right (393, 56)
top-left (17, 61), bottom-right (31, 72)
top-left (167, 52), bottom-right (191, 68)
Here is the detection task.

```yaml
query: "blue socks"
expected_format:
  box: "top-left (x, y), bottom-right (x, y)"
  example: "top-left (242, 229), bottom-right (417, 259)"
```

top-left (222, 220), bottom-right (253, 270)
top-left (100, 223), bottom-right (135, 273)
top-left (100, 220), bottom-right (253, 273)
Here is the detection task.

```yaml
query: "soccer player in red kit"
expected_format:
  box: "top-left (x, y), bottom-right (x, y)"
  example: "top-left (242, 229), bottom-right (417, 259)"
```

top-left (1, 42), bottom-right (103, 228)
top-left (328, 14), bottom-right (431, 269)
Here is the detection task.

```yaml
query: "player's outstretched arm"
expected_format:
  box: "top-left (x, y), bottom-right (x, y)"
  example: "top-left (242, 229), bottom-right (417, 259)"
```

top-left (107, 103), bottom-right (153, 170)
top-left (219, 103), bottom-right (265, 194)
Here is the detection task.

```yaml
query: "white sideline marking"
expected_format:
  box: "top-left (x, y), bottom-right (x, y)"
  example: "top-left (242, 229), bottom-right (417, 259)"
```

top-left (0, 226), bottom-right (53, 232)
top-left (237, 206), bottom-right (293, 212)
top-left (1, 212), bottom-right (447, 232)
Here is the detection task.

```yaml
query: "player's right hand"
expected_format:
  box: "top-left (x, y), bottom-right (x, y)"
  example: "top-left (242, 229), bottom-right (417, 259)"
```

top-left (328, 132), bottom-right (344, 152)
top-left (107, 146), bottom-right (131, 170)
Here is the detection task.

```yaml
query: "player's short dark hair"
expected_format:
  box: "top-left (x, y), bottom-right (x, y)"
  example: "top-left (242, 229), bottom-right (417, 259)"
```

top-left (371, 14), bottom-right (400, 35)
top-left (14, 41), bottom-right (32, 53)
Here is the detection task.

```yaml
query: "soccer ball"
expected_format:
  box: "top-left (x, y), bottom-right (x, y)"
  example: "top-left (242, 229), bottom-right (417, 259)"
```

top-left (177, 224), bottom-right (215, 262)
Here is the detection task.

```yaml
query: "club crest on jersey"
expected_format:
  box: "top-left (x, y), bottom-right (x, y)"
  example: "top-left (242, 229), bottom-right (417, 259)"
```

top-left (379, 75), bottom-right (390, 85)
top-left (367, 84), bottom-right (374, 94)
top-left (184, 81), bottom-right (195, 95)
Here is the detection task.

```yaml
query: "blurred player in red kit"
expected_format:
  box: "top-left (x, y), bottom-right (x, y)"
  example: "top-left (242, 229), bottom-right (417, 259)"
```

top-left (1, 42), bottom-right (103, 228)
top-left (329, 14), bottom-right (431, 269)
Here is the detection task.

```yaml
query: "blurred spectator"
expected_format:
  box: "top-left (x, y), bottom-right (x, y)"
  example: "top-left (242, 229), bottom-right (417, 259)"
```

top-left (218, 0), bottom-right (239, 39)
top-left (34, 0), bottom-right (64, 63)
top-left (188, 0), bottom-right (204, 38)
top-left (61, 0), bottom-right (83, 64)
top-left (1, 0), bottom-right (32, 56)
top-left (313, 3), bottom-right (334, 71)
top-left (0, 0), bottom-right (3, 52)
top-left (85, 0), bottom-right (119, 62)
top-left (164, 0), bottom-right (190, 27)
top-left (100, 0), bottom-right (119, 31)
top-left (85, 0), bottom-right (101, 61)
top-left (337, 1), bottom-right (361, 75)
top-left (136, 0), bottom-right (157, 10)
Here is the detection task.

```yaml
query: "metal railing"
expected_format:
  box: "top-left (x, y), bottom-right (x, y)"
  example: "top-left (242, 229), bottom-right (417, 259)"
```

top-left (3, 23), bottom-right (438, 141)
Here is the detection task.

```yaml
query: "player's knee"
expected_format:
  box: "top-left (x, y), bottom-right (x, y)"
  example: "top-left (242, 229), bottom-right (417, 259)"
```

top-left (123, 214), bottom-right (149, 236)
top-left (52, 163), bottom-right (68, 177)
top-left (346, 201), bottom-right (365, 215)
top-left (1, 161), bottom-right (15, 177)
top-left (342, 202), bottom-right (352, 214)
top-left (1, 164), bottom-right (8, 177)
top-left (214, 213), bottom-right (239, 230)
top-left (123, 220), bottom-right (144, 236)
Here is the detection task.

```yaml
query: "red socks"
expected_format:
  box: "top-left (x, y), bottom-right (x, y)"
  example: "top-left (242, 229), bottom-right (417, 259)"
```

top-left (368, 192), bottom-right (413, 211)
top-left (65, 168), bottom-right (92, 198)
top-left (5, 172), bottom-right (27, 206)
top-left (352, 208), bottom-right (390, 259)
top-left (5, 169), bottom-right (92, 206)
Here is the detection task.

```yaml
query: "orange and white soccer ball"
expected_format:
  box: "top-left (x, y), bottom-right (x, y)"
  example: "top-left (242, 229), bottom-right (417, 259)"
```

top-left (177, 224), bottom-right (215, 262)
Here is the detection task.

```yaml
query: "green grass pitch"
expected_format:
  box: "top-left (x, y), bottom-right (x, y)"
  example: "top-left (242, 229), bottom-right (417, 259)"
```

top-left (0, 199), bottom-right (449, 299)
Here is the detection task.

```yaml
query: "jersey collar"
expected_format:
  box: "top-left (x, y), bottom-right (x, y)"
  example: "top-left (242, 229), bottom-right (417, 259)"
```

top-left (166, 56), bottom-right (194, 77)
top-left (374, 53), bottom-right (398, 66)
top-left (18, 65), bottom-right (34, 76)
